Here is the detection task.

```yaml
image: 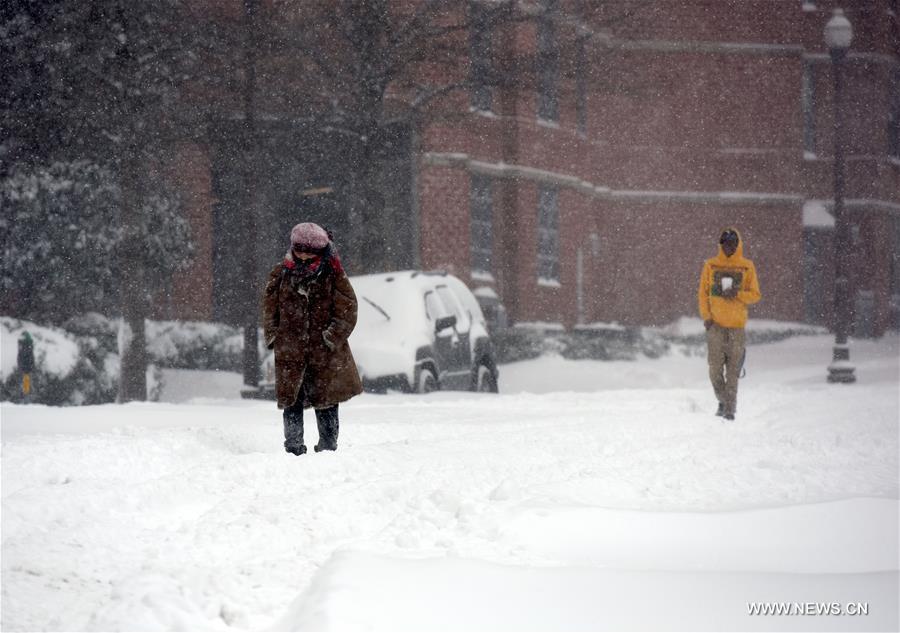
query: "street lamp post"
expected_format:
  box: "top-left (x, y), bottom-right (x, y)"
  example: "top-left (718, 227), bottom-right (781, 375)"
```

top-left (825, 8), bottom-right (856, 384)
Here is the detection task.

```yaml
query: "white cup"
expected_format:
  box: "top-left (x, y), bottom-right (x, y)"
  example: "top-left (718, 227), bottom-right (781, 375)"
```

top-left (721, 277), bottom-right (733, 291)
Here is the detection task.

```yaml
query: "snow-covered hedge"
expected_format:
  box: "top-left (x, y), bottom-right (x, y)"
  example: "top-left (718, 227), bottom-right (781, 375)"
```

top-left (495, 317), bottom-right (828, 363)
top-left (495, 323), bottom-right (666, 363)
top-left (61, 313), bottom-right (246, 371)
top-left (651, 316), bottom-right (829, 347)
top-left (1, 316), bottom-right (123, 405)
top-left (0, 315), bottom-right (246, 406)
top-left (146, 320), bottom-right (244, 371)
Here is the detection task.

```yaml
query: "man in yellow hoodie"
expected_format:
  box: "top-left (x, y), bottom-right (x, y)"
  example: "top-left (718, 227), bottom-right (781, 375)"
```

top-left (697, 228), bottom-right (762, 420)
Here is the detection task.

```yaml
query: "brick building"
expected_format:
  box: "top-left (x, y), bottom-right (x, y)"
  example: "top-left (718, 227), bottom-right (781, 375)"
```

top-left (169, 0), bottom-right (900, 336)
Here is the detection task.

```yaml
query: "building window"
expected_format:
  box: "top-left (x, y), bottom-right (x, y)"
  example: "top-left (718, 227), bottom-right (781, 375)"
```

top-left (469, 1), bottom-right (493, 112)
top-left (470, 174), bottom-right (493, 276)
top-left (802, 59), bottom-right (817, 156)
top-left (575, 33), bottom-right (588, 135)
top-left (537, 0), bottom-right (559, 123)
top-left (889, 68), bottom-right (900, 159)
top-left (537, 185), bottom-right (559, 283)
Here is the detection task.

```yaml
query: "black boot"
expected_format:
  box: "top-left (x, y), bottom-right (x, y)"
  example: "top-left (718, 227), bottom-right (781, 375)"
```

top-left (314, 405), bottom-right (339, 452)
top-left (715, 402), bottom-right (725, 417)
top-left (283, 402), bottom-right (306, 455)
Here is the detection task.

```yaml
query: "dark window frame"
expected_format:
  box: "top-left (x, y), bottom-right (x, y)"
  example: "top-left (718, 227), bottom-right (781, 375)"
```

top-left (469, 1), bottom-right (494, 113)
top-left (575, 32), bottom-right (588, 136)
top-left (537, 0), bottom-right (559, 123)
top-left (537, 185), bottom-right (560, 282)
top-left (470, 173), bottom-right (494, 275)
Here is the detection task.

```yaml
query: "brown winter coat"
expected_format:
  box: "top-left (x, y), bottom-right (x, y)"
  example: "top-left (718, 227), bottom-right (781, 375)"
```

top-left (262, 254), bottom-right (363, 409)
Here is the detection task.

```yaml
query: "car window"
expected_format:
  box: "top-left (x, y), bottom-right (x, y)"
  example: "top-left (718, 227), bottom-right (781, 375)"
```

top-left (436, 285), bottom-right (468, 328)
top-left (446, 277), bottom-right (486, 323)
top-left (424, 290), bottom-right (449, 320)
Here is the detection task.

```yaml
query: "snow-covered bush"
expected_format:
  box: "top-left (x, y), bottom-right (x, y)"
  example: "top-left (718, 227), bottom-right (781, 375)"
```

top-left (1, 314), bottom-right (247, 405)
top-left (63, 312), bottom-right (118, 347)
top-left (652, 316), bottom-right (828, 347)
top-left (0, 316), bottom-right (162, 406)
top-left (566, 324), bottom-right (670, 361)
top-left (1, 317), bottom-right (117, 405)
top-left (496, 322), bottom-right (664, 363)
top-left (63, 314), bottom-right (243, 371)
top-left (495, 317), bottom-right (829, 364)
top-left (146, 320), bottom-right (244, 371)
top-left (494, 324), bottom-right (566, 363)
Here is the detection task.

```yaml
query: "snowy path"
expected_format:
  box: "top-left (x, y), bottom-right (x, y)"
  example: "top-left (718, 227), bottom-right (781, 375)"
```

top-left (1, 334), bottom-right (898, 631)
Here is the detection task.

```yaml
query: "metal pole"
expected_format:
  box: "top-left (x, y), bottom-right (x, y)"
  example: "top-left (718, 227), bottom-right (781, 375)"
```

top-left (827, 46), bottom-right (856, 383)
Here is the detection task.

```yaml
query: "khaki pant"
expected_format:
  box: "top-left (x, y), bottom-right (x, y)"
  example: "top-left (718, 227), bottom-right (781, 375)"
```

top-left (706, 324), bottom-right (745, 416)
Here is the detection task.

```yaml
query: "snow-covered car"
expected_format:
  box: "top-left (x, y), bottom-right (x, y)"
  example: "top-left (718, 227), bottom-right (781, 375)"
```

top-left (243, 270), bottom-right (499, 397)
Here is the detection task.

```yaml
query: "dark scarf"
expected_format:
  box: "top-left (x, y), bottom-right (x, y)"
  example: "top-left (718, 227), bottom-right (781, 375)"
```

top-left (282, 246), bottom-right (332, 290)
top-left (293, 255), bottom-right (323, 279)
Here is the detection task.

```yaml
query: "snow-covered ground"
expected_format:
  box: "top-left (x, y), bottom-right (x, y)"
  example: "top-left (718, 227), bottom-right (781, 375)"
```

top-left (2, 333), bottom-right (898, 631)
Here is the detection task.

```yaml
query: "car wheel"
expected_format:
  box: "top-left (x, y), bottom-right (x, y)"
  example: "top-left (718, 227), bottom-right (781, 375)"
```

top-left (474, 364), bottom-right (498, 393)
top-left (417, 368), bottom-right (438, 394)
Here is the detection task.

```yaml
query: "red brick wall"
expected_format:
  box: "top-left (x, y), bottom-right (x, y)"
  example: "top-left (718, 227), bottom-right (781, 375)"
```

top-left (418, 164), bottom-right (470, 276)
top-left (164, 143), bottom-right (214, 321)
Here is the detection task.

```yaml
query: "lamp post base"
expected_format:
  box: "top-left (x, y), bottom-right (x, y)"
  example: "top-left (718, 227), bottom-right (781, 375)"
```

top-left (827, 345), bottom-right (856, 383)
top-left (827, 365), bottom-right (856, 383)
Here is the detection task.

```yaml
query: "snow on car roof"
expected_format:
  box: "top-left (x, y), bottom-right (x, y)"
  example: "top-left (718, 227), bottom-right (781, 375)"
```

top-left (349, 270), bottom-right (451, 320)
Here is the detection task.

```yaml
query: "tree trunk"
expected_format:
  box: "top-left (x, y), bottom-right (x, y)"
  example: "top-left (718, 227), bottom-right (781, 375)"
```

top-left (118, 302), bottom-right (148, 402)
top-left (241, 0), bottom-right (260, 388)
top-left (118, 162), bottom-right (149, 402)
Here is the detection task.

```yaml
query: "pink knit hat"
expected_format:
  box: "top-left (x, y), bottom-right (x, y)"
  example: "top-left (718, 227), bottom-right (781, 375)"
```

top-left (290, 222), bottom-right (329, 251)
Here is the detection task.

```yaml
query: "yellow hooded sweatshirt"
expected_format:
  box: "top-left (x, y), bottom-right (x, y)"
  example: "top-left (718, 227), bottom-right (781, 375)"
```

top-left (697, 227), bottom-right (761, 329)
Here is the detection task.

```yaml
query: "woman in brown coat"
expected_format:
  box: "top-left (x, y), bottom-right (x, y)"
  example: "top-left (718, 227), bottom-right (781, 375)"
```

top-left (262, 222), bottom-right (363, 455)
